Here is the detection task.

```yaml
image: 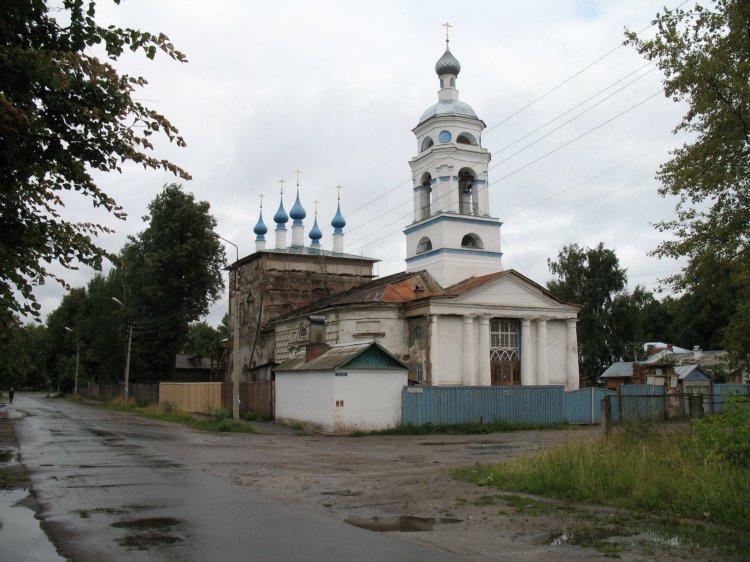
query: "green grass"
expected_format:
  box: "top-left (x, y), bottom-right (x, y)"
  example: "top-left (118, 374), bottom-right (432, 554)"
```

top-left (351, 421), bottom-right (572, 436)
top-left (103, 399), bottom-right (255, 433)
top-left (452, 421), bottom-right (750, 530)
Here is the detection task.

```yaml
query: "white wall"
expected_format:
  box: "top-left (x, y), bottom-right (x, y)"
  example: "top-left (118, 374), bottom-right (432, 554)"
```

top-left (275, 368), bottom-right (407, 433)
top-left (275, 371), bottom-right (333, 430)
top-left (333, 369), bottom-right (407, 432)
top-left (275, 307), bottom-right (407, 363)
top-left (435, 316), bottom-right (463, 384)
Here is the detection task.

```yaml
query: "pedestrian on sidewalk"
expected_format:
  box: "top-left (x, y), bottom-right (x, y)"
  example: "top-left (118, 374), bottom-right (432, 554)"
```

top-left (8, 387), bottom-right (14, 404)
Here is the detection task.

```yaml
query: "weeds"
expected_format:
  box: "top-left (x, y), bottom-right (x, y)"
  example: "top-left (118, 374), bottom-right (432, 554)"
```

top-left (104, 400), bottom-right (254, 433)
top-left (452, 420), bottom-right (750, 532)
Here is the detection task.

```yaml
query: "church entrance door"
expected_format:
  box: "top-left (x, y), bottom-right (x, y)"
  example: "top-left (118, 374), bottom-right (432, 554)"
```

top-left (491, 361), bottom-right (520, 386)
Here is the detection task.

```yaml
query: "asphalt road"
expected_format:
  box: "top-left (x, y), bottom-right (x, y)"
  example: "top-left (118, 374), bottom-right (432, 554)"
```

top-left (10, 394), bottom-right (460, 562)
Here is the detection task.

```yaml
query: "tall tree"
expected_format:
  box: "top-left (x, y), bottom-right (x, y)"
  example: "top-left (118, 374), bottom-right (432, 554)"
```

top-left (626, 1), bottom-right (750, 364)
top-left (185, 321), bottom-right (223, 359)
top-left (121, 184), bottom-right (225, 378)
top-left (0, 0), bottom-right (189, 319)
top-left (547, 243), bottom-right (627, 385)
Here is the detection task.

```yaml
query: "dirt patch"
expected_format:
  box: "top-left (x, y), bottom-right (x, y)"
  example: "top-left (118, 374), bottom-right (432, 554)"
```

top-left (187, 425), bottom-right (740, 561)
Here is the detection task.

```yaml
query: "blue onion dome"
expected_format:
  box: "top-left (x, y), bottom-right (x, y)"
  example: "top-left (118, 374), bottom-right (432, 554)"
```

top-left (290, 192), bottom-right (306, 226)
top-left (273, 199), bottom-right (288, 226)
top-left (435, 46), bottom-right (461, 76)
top-left (331, 202), bottom-right (346, 234)
top-left (254, 211), bottom-right (267, 239)
top-left (309, 217), bottom-right (322, 246)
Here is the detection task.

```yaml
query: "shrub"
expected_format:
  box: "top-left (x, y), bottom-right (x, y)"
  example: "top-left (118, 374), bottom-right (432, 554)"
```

top-left (207, 406), bottom-right (230, 422)
top-left (692, 395), bottom-right (750, 468)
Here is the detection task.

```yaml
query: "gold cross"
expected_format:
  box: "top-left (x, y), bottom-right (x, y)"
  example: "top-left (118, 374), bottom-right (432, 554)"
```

top-left (443, 21), bottom-right (452, 44)
top-left (278, 178), bottom-right (285, 195)
top-left (336, 184), bottom-right (342, 201)
top-left (295, 169), bottom-right (302, 187)
top-left (259, 193), bottom-right (264, 209)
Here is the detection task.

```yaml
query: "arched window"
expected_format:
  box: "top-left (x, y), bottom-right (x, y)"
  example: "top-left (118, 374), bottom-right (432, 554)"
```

top-left (414, 325), bottom-right (425, 344)
top-left (421, 137), bottom-right (434, 151)
top-left (416, 237), bottom-right (433, 254)
top-left (418, 173), bottom-right (432, 220)
top-left (456, 133), bottom-right (477, 146)
top-left (461, 233), bottom-right (484, 249)
top-left (450, 77), bottom-right (455, 87)
top-left (298, 324), bottom-right (308, 340)
top-left (458, 167), bottom-right (477, 214)
top-left (490, 319), bottom-right (520, 362)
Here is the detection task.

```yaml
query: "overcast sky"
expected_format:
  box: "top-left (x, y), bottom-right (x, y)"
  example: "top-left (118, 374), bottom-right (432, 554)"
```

top-left (35, 0), bottom-right (695, 326)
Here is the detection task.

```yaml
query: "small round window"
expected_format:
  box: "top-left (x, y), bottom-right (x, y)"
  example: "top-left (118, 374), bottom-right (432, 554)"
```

top-left (438, 130), bottom-right (452, 143)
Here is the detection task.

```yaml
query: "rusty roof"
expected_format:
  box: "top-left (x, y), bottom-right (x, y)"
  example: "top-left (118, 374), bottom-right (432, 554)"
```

top-left (272, 270), bottom-right (443, 322)
top-left (439, 269), bottom-right (579, 307)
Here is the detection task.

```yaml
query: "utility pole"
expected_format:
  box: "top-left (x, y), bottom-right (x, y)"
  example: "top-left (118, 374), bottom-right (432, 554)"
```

top-left (124, 322), bottom-right (133, 400)
top-left (112, 297), bottom-right (133, 401)
top-left (206, 228), bottom-right (241, 420)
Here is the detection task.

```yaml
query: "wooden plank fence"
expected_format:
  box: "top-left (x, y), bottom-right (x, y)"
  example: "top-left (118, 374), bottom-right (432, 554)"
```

top-left (160, 382), bottom-right (223, 413)
top-left (222, 382), bottom-right (275, 419)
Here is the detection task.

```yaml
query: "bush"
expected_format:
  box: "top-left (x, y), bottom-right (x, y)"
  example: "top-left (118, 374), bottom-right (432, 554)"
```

top-left (207, 406), bottom-right (230, 423)
top-left (692, 395), bottom-right (750, 468)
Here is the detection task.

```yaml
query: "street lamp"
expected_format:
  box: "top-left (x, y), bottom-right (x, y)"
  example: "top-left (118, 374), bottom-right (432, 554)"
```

top-left (64, 327), bottom-right (80, 396)
top-left (206, 228), bottom-right (241, 420)
top-left (111, 297), bottom-right (133, 401)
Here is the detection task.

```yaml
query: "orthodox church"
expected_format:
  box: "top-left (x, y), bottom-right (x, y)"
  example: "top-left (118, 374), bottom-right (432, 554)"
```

top-left (225, 35), bottom-right (580, 390)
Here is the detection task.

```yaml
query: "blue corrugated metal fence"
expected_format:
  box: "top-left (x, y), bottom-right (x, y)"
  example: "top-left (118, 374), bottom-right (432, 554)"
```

top-left (401, 383), bottom-right (749, 427)
top-left (402, 386), bottom-right (566, 426)
top-left (712, 383), bottom-right (749, 412)
top-left (565, 387), bottom-right (616, 424)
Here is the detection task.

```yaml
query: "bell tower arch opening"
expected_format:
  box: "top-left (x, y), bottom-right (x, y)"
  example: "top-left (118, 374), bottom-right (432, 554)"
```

top-left (418, 172), bottom-right (432, 220)
top-left (458, 167), bottom-right (477, 215)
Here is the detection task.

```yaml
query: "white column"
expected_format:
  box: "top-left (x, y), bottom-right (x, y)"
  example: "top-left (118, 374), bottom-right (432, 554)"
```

top-left (536, 319), bottom-right (549, 386)
top-left (275, 227), bottom-right (287, 250)
top-left (478, 317), bottom-right (491, 386)
top-left (255, 239), bottom-right (266, 252)
top-left (520, 318), bottom-right (533, 385)
top-left (291, 225), bottom-right (304, 247)
top-left (566, 319), bottom-right (580, 390)
top-left (332, 233), bottom-right (343, 253)
top-left (461, 316), bottom-right (476, 386)
top-left (429, 315), bottom-right (440, 386)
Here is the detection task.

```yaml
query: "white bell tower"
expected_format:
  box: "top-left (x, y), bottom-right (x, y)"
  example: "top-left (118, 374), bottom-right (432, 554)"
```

top-left (405, 29), bottom-right (503, 287)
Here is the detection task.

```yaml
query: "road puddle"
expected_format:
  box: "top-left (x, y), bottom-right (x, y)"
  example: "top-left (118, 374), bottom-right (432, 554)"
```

top-left (345, 515), bottom-right (462, 532)
top-left (0, 489), bottom-right (66, 561)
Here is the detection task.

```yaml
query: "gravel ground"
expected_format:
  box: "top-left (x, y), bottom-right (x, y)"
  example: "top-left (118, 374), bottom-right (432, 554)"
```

top-left (4, 399), bottom-right (740, 561)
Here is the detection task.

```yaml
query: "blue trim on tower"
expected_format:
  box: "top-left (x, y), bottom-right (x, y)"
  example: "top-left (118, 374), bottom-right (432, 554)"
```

top-left (404, 214), bottom-right (503, 235)
top-left (406, 247), bottom-right (504, 263)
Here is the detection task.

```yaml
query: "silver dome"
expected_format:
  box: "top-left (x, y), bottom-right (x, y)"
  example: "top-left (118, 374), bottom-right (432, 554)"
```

top-left (418, 99), bottom-right (477, 125)
top-left (435, 47), bottom-right (461, 76)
